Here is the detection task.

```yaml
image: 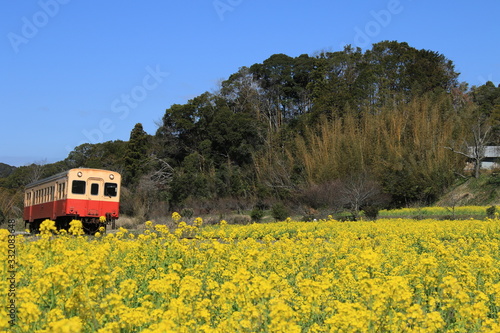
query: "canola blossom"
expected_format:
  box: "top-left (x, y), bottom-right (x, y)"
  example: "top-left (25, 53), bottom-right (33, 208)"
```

top-left (2, 217), bottom-right (500, 332)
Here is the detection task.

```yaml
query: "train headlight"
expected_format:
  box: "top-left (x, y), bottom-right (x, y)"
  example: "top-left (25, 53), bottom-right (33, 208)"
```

top-left (77, 172), bottom-right (83, 177)
top-left (109, 174), bottom-right (114, 180)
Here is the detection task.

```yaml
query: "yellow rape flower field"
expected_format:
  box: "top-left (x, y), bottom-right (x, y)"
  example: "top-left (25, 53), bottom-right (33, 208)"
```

top-left (3, 216), bottom-right (500, 332)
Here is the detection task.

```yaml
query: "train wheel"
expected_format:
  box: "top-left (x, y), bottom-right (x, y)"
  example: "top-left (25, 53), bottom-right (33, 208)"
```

top-left (83, 222), bottom-right (99, 235)
top-left (30, 220), bottom-right (41, 234)
top-left (55, 217), bottom-right (71, 232)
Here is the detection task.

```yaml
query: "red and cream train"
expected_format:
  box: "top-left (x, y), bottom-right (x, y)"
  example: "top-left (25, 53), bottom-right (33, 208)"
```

top-left (23, 168), bottom-right (121, 233)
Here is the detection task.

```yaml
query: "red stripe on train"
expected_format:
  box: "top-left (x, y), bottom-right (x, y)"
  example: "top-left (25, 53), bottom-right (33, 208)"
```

top-left (24, 198), bottom-right (119, 222)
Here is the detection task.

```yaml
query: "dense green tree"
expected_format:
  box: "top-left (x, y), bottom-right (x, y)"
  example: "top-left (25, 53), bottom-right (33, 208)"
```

top-left (250, 53), bottom-right (295, 129)
top-left (366, 41), bottom-right (458, 102)
top-left (156, 93), bottom-right (216, 163)
top-left (65, 141), bottom-right (126, 171)
top-left (471, 81), bottom-right (500, 143)
top-left (156, 90), bottom-right (264, 206)
top-left (308, 46), bottom-right (365, 119)
top-left (204, 106), bottom-right (263, 166)
top-left (124, 123), bottom-right (151, 183)
top-left (471, 81), bottom-right (500, 116)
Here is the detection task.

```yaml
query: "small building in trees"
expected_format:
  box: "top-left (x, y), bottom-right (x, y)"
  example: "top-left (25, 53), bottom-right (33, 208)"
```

top-left (466, 146), bottom-right (500, 171)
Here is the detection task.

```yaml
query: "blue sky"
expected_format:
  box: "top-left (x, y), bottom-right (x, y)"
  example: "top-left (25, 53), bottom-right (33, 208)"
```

top-left (1, 0), bottom-right (499, 167)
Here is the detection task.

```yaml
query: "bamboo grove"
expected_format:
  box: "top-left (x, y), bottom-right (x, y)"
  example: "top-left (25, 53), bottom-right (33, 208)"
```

top-left (257, 95), bottom-right (467, 206)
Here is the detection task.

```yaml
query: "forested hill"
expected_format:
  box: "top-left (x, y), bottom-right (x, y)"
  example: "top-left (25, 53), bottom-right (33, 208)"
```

top-left (2, 41), bottom-right (500, 220)
top-left (0, 163), bottom-right (15, 179)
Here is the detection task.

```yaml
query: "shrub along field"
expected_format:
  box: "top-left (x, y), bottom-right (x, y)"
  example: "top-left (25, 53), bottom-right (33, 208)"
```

top-left (3, 215), bottom-right (500, 332)
top-left (377, 205), bottom-right (498, 220)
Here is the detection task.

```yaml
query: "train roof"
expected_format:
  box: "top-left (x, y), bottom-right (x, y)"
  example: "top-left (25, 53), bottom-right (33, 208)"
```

top-left (25, 170), bottom-right (70, 188)
top-left (25, 168), bottom-right (120, 189)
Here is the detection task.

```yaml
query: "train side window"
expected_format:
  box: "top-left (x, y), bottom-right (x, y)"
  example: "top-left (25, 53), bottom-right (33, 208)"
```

top-left (91, 183), bottom-right (99, 196)
top-left (72, 180), bottom-right (86, 194)
top-left (104, 183), bottom-right (117, 197)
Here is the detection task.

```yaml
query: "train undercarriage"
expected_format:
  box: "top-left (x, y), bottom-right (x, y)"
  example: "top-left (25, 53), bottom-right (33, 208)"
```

top-left (26, 214), bottom-right (116, 235)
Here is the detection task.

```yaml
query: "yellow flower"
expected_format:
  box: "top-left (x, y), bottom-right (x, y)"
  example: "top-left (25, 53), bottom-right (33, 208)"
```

top-left (40, 219), bottom-right (57, 236)
top-left (97, 321), bottom-right (121, 333)
top-left (18, 301), bottom-right (41, 324)
top-left (46, 308), bottom-right (65, 323)
top-left (119, 279), bottom-right (138, 299)
top-left (45, 316), bottom-right (83, 333)
top-left (172, 212), bottom-right (182, 222)
top-left (193, 217), bottom-right (203, 227)
top-left (171, 263), bottom-right (182, 271)
top-left (68, 220), bottom-right (84, 236)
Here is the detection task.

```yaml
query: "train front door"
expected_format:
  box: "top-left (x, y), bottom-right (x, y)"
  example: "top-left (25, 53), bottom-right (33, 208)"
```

top-left (87, 177), bottom-right (103, 217)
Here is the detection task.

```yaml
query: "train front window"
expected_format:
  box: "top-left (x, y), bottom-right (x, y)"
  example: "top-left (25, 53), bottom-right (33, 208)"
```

top-left (104, 183), bottom-right (117, 197)
top-left (91, 183), bottom-right (99, 196)
top-left (72, 180), bottom-right (86, 194)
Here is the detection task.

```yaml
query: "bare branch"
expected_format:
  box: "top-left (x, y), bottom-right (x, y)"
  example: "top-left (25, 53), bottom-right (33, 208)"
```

top-left (444, 146), bottom-right (471, 159)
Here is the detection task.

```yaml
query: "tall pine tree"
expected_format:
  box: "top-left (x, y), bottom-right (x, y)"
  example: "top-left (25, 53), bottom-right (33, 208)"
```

top-left (124, 123), bottom-right (150, 184)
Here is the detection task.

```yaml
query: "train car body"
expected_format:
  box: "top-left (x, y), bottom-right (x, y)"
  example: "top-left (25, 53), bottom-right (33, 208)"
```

top-left (23, 168), bottom-right (121, 233)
